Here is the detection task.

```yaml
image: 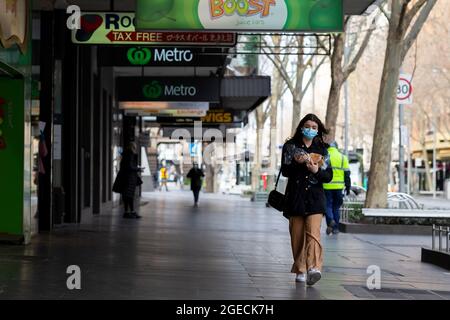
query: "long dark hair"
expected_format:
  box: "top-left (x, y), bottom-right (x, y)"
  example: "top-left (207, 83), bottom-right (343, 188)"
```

top-left (291, 113), bottom-right (329, 148)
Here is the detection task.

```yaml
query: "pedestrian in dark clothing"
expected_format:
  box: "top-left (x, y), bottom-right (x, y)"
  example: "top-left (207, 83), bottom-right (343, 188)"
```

top-left (187, 163), bottom-right (204, 208)
top-left (281, 114), bottom-right (333, 286)
top-left (113, 142), bottom-right (142, 219)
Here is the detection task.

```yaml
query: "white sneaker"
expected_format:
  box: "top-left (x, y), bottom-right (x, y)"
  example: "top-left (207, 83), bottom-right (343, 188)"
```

top-left (307, 268), bottom-right (322, 286)
top-left (295, 273), bottom-right (306, 283)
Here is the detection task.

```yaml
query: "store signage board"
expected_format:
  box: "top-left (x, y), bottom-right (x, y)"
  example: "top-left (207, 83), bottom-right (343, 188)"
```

top-left (136, 0), bottom-right (343, 32)
top-left (97, 46), bottom-right (224, 67)
top-left (157, 109), bottom-right (246, 124)
top-left (71, 12), bottom-right (236, 46)
top-left (117, 77), bottom-right (220, 102)
top-left (124, 109), bottom-right (208, 117)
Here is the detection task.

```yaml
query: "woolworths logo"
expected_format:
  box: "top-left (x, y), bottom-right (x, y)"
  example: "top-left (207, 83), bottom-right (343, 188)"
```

top-left (128, 47), bottom-right (194, 65)
top-left (127, 48), bottom-right (152, 65)
top-left (143, 81), bottom-right (163, 98)
top-left (143, 81), bottom-right (197, 99)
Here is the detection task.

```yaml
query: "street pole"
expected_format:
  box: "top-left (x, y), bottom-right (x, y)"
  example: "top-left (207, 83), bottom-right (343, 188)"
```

top-left (433, 106), bottom-right (437, 199)
top-left (407, 117), bottom-right (412, 194)
top-left (312, 57), bottom-right (316, 115)
top-left (399, 103), bottom-right (405, 193)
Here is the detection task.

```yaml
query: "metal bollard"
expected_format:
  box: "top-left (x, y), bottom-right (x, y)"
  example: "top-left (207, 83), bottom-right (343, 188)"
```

top-left (447, 227), bottom-right (450, 253)
top-left (432, 224), bottom-right (435, 250)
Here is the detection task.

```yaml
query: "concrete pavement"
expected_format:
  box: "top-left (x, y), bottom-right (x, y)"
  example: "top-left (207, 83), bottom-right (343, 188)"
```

top-left (0, 191), bottom-right (449, 299)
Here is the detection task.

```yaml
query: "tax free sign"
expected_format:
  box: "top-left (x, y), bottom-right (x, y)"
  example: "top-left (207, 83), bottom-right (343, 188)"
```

top-left (117, 77), bottom-right (221, 102)
top-left (136, 0), bottom-right (343, 32)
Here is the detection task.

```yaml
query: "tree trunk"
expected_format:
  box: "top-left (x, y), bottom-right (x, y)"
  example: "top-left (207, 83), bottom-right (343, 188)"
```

top-left (268, 75), bottom-right (282, 189)
top-left (291, 97), bottom-right (301, 135)
top-left (252, 109), bottom-right (264, 191)
top-left (325, 34), bottom-right (345, 142)
top-left (421, 145), bottom-right (432, 191)
top-left (365, 36), bottom-right (403, 208)
top-left (325, 78), bottom-right (344, 142)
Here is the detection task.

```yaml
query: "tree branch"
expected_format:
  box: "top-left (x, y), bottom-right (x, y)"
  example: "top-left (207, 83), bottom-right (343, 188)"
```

top-left (301, 56), bottom-right (326, 96)
top-left (343, 15), bottom-right (377, 80)
top-left (401, 0), bottom-right (437, 61)
top-left (402, 0), bottom-right (427, 31)
top-left (378, 0), bottom-right (391, 21)
top-left (261, 47), bottom-right (296, 95)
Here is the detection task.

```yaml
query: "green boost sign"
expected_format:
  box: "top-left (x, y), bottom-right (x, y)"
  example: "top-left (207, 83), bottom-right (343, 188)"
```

top-left (136, 0), bottom-right (343, 32)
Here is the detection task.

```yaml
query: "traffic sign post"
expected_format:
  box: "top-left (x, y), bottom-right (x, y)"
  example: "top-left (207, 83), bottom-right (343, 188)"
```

top-left (397, 73), bottom-right (413, 194)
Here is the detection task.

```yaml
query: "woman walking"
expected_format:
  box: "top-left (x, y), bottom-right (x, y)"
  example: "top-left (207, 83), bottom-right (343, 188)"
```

top-left (281, 114), bottom-right (333, 285)
top-left (113, 142), bottom-right (142, 219)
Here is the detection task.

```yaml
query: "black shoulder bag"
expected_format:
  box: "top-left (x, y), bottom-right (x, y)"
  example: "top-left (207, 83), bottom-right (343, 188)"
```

top-left (267, 170), bottom-right (285, 212)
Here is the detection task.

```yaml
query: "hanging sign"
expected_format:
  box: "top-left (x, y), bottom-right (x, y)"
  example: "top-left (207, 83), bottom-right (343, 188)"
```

top-left (72, 12), bottom-right (236, 46)
top-left (136, 0), bottom-right (343, 32)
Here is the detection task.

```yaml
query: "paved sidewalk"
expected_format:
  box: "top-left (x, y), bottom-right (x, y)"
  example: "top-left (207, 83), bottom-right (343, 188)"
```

top-left (0, 191), bottom-right (449, 300)
top-left (414, 195), bottom-right (450, 210)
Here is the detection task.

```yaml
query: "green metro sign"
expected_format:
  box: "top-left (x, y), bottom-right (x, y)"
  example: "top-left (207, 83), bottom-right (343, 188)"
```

top-left (136, 0), bottom-right (343, 32)
top-left (143, 81), bottom-right (163, 98)
top-left (127, 47), bottom-right (152, 65)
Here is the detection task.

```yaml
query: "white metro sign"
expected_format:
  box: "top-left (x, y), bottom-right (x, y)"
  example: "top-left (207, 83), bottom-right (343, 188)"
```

top-left (154, 48), bottom-right (193, 63)
top-left (397, 73), bottom-right (413, 105)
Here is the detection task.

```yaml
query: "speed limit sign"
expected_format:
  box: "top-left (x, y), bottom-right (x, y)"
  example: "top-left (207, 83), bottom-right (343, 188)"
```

top-left (397, 73), bottom-right (413, 105)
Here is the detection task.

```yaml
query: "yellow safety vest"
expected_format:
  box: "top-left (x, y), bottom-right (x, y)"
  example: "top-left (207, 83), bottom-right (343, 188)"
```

top-left (160, 167), bottom-right (168, 179)
top-left (323, 147), bottom-right (349, 190)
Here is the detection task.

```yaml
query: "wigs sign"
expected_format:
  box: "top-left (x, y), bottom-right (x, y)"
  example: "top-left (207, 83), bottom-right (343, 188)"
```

top-left (136, 0), bottom-right (343, 32)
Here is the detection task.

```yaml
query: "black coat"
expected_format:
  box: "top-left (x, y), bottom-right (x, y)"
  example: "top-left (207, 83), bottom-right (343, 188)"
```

top-left (281, 138), bottom-right (333, 218)
top-left (113, 151), bottom-right (140, 197)
top-left (187, 168), bottom-right (204, 190)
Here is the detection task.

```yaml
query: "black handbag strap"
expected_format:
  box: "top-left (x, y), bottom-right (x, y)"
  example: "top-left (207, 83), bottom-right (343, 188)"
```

top-left (274, 169), bottom-right (282, 189)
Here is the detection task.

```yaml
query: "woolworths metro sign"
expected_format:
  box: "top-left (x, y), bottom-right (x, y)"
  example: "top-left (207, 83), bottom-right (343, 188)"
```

top-left (117, 77), bottom-right (220, 102)
top-left (136, 0), bottom-right (343, 32)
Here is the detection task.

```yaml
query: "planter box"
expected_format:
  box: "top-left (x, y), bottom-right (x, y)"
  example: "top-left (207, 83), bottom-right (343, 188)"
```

top-left (339, 222), bottom-right (431, 235)
top-left (421, 248), bottom-right (450, 270)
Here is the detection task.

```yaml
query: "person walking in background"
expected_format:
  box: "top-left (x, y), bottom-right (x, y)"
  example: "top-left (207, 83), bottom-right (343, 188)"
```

top-left (281, 114), bottom-right (333, 286)
top-left (159, 164), bottom-right (169, 192)
top-left (187, 163), bottom-right (204, 208)
top-left (323, 141), bottom-right (351, 235)
top-left (113, 142), bottom-right (143, 219)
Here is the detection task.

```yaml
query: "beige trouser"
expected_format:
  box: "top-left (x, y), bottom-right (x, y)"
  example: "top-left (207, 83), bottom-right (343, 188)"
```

top-left (289, 214), bottom-right (323, 274)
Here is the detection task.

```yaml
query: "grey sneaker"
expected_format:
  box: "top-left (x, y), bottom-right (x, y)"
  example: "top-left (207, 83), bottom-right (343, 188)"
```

top-left (307, 268), bottom-right (322, 286)
top-left (295, 273), bottom-right (306, 283)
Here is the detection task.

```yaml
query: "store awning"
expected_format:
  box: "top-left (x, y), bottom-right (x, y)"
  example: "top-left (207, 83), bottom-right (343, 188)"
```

top-left (344, 0), bottom-right (379, 15)
top-left (220, 76), bottom-right (271, 112)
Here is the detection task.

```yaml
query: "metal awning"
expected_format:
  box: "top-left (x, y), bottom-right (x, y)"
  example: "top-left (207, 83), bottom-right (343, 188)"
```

top-left (34, 0), bottom-right (378, 16)
top-left (344, 0), bottom-right (379, 15)
top-left (220, 76), bottom-right (271, 112)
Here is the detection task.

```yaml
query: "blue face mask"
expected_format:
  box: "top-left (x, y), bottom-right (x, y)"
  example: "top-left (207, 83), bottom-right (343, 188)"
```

top-left (302, 128), bottom-right (318, 140)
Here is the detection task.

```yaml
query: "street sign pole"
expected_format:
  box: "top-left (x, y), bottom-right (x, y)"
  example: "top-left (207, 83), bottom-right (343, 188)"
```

top-left (397, 72), bottom-right (413, 194)
top-left (399, 103), bottom-right (405, 193)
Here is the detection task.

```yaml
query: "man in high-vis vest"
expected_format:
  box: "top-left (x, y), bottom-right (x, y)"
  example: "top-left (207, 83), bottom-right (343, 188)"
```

top-left (323, 142), bottom-right (351, 235)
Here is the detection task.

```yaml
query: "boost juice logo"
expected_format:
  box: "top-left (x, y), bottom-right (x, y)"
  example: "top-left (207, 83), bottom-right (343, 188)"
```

top-left (199, 0), bottom-right (287, 30)
top-left (209, 0), bottom-right (276, 18)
